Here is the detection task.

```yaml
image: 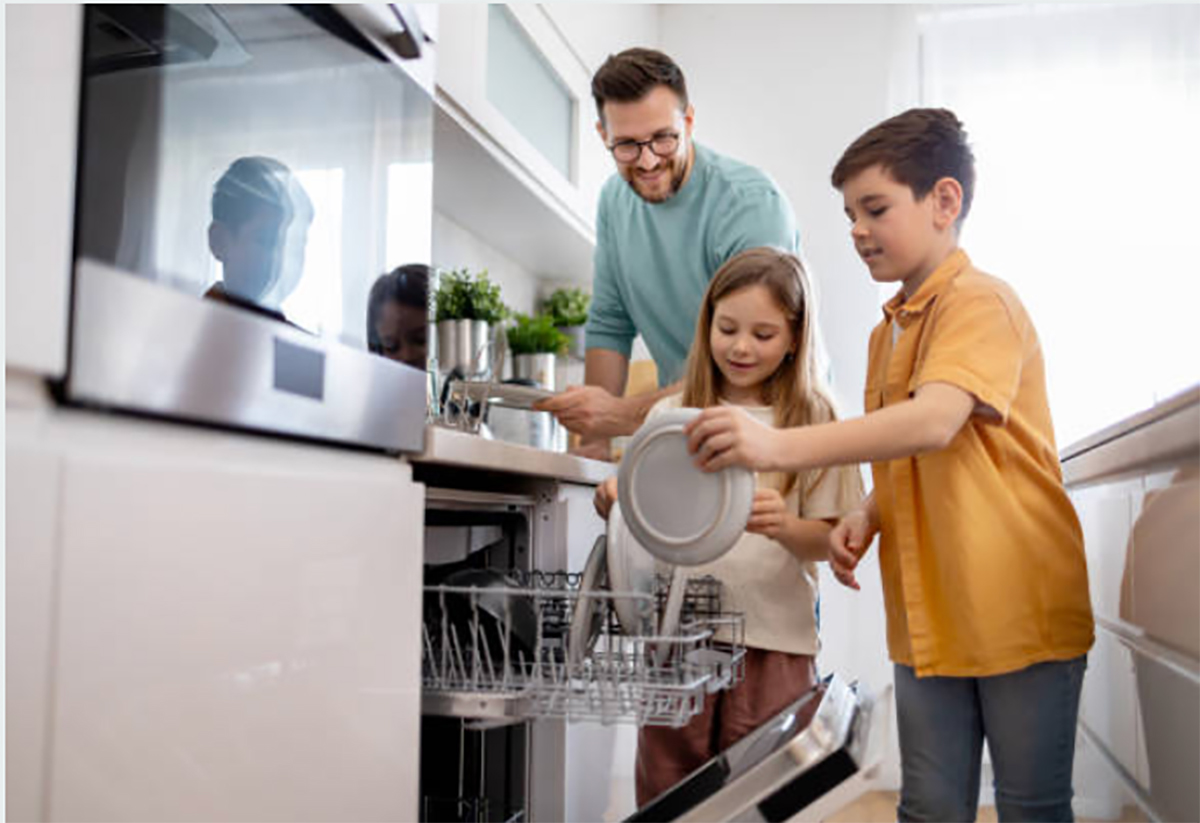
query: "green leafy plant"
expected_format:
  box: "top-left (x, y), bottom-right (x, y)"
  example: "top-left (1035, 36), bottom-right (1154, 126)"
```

top-left (506, 313), bottom-right (570, 355)
top-left (542, 287), bottom-right (591, 328)
top-left (434, 268), bottom-right (508, 324)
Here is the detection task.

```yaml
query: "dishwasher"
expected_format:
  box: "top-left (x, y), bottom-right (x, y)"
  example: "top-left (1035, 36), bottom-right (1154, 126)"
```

top-left (417, 479), bottom-right (883, 823)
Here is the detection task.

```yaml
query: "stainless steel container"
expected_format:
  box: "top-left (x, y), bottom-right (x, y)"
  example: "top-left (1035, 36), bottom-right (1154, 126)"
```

top-left (512, 352), bottom-right (556, 389)
top-left (437, 319), bottom-right (492, 377)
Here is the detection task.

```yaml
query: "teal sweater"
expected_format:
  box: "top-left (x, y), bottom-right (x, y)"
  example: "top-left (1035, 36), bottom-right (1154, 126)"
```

top-left (584, 142), bottom-right (800, 386)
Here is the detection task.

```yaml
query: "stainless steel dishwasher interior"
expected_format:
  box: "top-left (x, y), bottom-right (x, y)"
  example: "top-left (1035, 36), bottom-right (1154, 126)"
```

top-left (421, 487), bottom-right (539, 823)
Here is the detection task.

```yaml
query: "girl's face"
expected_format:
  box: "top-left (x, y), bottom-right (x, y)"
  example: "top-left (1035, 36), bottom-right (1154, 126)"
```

top-left (709, 284), bottom-right (795, 405)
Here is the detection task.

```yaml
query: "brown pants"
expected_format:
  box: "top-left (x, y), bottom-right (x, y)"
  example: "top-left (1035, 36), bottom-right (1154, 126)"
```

top-left (635, 648), bottom-right (817, 806)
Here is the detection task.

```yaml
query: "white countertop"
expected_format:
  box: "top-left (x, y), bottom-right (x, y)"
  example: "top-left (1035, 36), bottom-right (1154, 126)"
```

top-left (409, 425), bottom-right (615, 485)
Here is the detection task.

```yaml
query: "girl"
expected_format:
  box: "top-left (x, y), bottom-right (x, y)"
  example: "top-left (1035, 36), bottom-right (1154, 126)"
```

top-left (594, 246), bottom-right (863, 805)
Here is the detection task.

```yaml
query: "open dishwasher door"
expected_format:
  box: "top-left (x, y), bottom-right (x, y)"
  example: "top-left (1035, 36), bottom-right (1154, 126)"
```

top-left (627, 675), bottom-right (885, 823)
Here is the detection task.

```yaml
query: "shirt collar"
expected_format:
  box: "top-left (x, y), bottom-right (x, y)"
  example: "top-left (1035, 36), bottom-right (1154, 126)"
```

top-left (882, 248), bottom-right (971, 325)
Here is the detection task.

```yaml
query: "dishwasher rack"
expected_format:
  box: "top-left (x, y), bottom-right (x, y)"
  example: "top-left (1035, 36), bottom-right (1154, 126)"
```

top-left (422, 570), bottom-right (745, 727)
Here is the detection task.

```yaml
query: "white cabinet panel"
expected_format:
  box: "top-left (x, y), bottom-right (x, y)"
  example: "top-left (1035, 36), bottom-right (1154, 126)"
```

top-left (48, 422), bottom-right (423, 821)
top-left (5, 411), bottom-right (66, 823)
top-left (5, 5), bottom-right (82, 377)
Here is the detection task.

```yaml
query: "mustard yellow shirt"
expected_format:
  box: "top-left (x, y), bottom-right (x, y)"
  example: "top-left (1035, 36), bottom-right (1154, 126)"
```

top-left (866, 249), bottom-right (1094, 677)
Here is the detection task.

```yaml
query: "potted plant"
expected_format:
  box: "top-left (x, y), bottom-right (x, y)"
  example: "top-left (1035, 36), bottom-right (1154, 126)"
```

top-left (434, 268), bottom-right (508, 377)
top-left (506, 312), bottom-right (569, 389)
top-left (542, 287), bottom-right (591, 359)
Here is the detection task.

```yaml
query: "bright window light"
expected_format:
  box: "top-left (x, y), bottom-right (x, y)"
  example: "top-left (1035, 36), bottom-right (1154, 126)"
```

top-left (285, 168), bottom-right (345, 337)
top-left (386, 162), bottom-right (433, 270)
top-left (920, 4), bottom-right (1200, 446)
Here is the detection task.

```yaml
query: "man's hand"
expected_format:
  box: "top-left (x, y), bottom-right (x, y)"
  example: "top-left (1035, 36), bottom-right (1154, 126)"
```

top-left (593, 476), bottom-right (618, 520)
top-left (684, 406), bottom-right (781, 472)
top-left (535, 385), bottom-right (640, 439)
top-left (746, 488), bottom-right (787, 539)
top-left (828, 506), bottom-right (879, 591)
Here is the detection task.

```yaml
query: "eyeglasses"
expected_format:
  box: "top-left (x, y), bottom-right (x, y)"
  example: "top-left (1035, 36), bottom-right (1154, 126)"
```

top-left (608, 132), bottom-right (681, 163)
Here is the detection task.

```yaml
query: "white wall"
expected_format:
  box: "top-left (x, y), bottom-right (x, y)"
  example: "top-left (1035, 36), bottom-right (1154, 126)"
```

top-left (660, 3), bottom-right (924, 791)
top-left (433, 210), bottom-right (540, 317)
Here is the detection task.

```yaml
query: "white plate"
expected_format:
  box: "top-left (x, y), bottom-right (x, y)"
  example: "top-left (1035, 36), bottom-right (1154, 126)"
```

top-left (605, 502), bottom-right (659, 635)
top-left (650, 566), bottom-right (689, 668)
top-left (568, 534), bottom-right (608, 668)
top-left (458, 380), bottom-right (557, 410)
top-left (617, 407), bottom-right (756, 566)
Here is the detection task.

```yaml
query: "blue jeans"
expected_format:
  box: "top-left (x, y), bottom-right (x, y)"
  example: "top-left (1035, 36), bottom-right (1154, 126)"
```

top-left (894, 656), bottom-right (1087, 822)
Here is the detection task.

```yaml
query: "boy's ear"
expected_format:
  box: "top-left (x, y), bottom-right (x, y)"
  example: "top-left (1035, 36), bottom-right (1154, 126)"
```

top-left (931, 177), bottom-right (963, 230)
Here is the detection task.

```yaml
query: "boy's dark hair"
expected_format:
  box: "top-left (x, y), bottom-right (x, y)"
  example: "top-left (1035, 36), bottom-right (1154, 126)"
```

top-left (831, 108), bottom-right (976, 225)
top-left (212, 156), bottom-right (292, 229)
top-left (591, 48), bottom-right (688, 121)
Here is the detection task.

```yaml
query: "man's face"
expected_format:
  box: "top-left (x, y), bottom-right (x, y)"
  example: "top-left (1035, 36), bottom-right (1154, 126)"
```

top-left (598, 85), bottom-right (694, 204)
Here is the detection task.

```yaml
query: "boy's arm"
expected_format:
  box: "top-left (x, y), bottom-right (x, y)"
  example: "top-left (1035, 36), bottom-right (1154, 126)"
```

top-left (688, 382), bottom-right (977, 473)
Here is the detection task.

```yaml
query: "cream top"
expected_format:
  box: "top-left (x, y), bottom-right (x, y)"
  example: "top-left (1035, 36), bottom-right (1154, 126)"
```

top-left (647, 394), bottom-right (863, 654)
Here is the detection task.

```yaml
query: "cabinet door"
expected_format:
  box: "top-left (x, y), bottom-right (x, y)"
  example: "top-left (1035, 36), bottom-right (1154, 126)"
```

top-left (6, 411), bottom-right (65, 823)
top-left (438, 4), bottom-right (606, 230)
top-left (48, 425), bottom-right (424, 822)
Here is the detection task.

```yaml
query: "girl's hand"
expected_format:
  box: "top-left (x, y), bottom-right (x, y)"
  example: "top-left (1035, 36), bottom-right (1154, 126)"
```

top-left (746, 488), bottom-right (788, 539)
top-left (828, 506), bottom-right (878, 591)
top-left (684, 406), bottom-right (780, 472)
top-left (593, 476), bottom-right (619, 520)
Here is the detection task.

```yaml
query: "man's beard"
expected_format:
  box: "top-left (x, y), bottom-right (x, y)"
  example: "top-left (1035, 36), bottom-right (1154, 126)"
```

top-left (622, 152), bottom-right (690, 204)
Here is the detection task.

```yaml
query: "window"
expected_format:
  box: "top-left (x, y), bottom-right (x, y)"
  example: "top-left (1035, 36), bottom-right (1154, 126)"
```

top-left (919, 4), bottom-right (1200, 445)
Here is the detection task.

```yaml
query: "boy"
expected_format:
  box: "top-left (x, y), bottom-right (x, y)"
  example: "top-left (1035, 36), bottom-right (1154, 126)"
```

top-left (684, 108), bottom-right (1093, 822)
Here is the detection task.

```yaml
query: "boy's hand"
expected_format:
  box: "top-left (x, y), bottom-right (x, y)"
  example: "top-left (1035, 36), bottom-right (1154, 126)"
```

top-left (593, 476), bottom-right (619, 520)
top-left (828, 507), bottom-right (878, 591)
top-left (746, 488), bottom-right (787, 539)
top-left (684, 407), bottom-right (780, 472)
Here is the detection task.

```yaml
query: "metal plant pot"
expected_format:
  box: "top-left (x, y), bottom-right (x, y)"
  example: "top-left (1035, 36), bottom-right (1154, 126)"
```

top-left (558, 325), bottom-right (586, 360)
top-left (512, 352), bottom-right (556, 390)
top-left (437, 319), bottom-right (492, 377)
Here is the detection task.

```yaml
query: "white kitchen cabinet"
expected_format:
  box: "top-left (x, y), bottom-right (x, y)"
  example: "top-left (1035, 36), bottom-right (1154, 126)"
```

top-left (434, 4), bottom-right (613, 283)
top-left (6, 407), bottom-right (66, 823)
top-left (1063, 387), bottom-right (1200, 823)
top-left (6, 407), bottom-right (426, 822)
top-left (438, 5), bottom-right (604, 228)
top-left (5, 4), bottom-right (83, 378)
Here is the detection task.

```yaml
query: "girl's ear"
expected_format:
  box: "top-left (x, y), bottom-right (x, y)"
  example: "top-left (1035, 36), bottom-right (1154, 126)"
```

top-left (931, 177), bottom-right (963, 230)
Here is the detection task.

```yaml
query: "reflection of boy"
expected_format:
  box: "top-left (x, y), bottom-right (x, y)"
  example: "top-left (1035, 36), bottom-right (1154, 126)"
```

top-left (367, 264), bottom-right (430, 370)
top-left (205, 156), bottom-right (313, 322)
top-left (686, 109), bottom-right (1094, 822)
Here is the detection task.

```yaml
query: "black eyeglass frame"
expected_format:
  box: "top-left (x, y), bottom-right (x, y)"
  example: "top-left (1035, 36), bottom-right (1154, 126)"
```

top-left (607, 132), bottom-right (682, 163)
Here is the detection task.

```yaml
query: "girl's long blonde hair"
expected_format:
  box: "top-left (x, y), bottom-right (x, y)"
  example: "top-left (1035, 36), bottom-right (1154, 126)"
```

top-left (682, 247), bottom-right (841, 499)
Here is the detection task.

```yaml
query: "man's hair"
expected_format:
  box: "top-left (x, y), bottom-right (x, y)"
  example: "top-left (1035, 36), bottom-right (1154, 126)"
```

top-left (591, 48), bottom-right (688, 121)
top-left (831, 108), bottom-right (976, 224)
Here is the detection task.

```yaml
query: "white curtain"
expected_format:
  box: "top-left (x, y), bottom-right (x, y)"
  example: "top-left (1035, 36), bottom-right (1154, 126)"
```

top-left (919, 3), bottom-right (1200, 447)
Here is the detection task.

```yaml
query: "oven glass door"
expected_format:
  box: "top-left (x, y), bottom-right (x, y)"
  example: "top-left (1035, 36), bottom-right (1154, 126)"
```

top-left (69, 4), bottom-right (433, 451)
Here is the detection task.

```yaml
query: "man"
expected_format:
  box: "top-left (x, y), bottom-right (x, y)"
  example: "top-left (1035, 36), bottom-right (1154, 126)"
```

top-left (536, 48), bottom-right (801, 458)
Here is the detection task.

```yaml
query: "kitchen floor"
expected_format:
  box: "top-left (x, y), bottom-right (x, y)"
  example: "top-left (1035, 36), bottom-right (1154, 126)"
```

top-left (825, 791), bottom-right (1150, 822)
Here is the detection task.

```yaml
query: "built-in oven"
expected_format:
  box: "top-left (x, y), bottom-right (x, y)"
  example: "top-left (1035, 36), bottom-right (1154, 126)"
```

top-left (64, 4), bottom-right (435, 452)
